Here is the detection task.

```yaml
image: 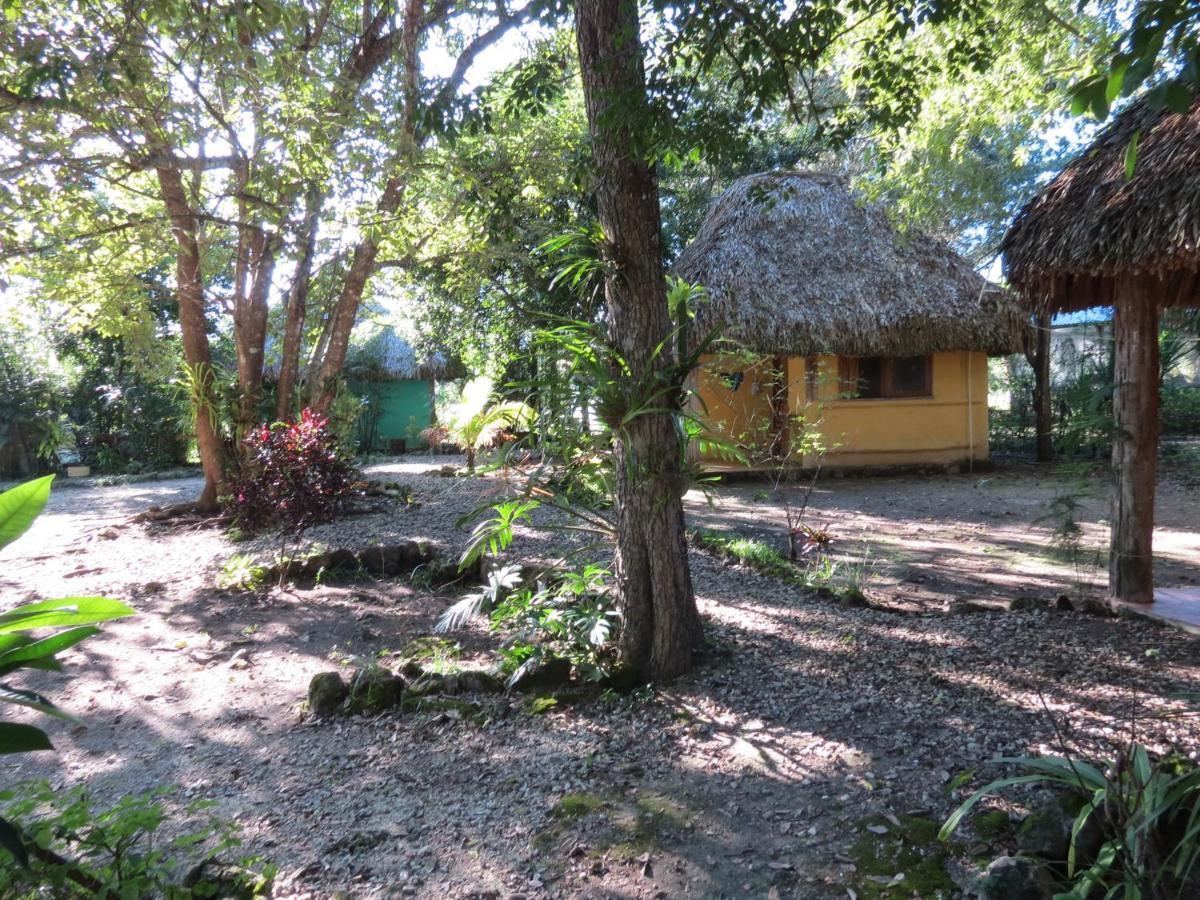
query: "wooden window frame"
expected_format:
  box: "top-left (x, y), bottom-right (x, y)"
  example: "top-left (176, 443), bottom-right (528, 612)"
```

top-left (837, 355), bottom-right (933, 400)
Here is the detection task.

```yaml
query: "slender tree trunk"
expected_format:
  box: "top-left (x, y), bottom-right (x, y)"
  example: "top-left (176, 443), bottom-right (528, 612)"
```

top-left (234, 230), bottom-right (275, 436)
top-left (277, 189), bottom-right (322, 419)
top-left (311, 239), bottom-right (383, 412)
top-left (156, 166), bottom-right (224, 507)
top-left (1109, 277), bottom-right (1159, 604)
top-left (576, 0), bottom-right (701, 681)
top-left (1031, 313), bottom-right (1054, 462)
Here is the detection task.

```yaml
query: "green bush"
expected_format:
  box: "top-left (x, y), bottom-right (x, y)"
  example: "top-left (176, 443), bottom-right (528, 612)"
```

top-left (1161, 386), bottom-right (1200, 436)
top-left (0, 781), bottom-right (274, 898)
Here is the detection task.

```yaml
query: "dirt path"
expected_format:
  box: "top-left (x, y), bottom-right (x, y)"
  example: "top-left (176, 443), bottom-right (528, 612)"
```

top-left (4, 460), bottom-right (1199, 899)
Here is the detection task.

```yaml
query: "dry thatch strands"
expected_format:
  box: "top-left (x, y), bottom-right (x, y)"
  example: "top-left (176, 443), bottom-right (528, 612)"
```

top-left (672, 170), bottom-right (1025, 357)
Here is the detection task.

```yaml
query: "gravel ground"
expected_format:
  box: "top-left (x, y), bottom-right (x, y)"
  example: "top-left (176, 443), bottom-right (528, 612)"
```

top-left (4, 456), bottom-right (1199, 899)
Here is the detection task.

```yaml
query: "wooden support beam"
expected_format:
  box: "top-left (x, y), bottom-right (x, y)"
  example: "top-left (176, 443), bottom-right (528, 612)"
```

top-left (1032, 313), bottom-right (1054, 463)
top-left (1109, 276), bottom-right (1160, 603)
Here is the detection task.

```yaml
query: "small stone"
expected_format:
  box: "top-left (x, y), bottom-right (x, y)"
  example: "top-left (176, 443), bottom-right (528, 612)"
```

top-left (457, 670), bottom-right (504, 693)
top-left (510, 656), bottom-right (572, 692)
top-left (949, 600), bottom-right (992, 615)
top-left (976, 855), bottom-right (1054, 900)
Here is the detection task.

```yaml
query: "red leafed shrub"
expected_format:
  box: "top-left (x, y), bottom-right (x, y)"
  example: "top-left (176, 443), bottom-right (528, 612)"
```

top-left (224, 408), bottom-right (361, 535)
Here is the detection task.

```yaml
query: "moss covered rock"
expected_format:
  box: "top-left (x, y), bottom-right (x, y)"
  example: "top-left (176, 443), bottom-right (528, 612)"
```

top-left (307, 671), bottom-right (349, 717)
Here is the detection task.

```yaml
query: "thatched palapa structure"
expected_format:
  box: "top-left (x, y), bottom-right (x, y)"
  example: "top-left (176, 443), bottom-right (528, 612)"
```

top-left (674, 170), bottom-right (1026, 471)
top-left (1003, 95), bottom-right (1200, 605)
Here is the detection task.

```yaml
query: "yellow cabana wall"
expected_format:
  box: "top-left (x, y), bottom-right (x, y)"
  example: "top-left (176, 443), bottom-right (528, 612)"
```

top-left (693, 351), bottom-right (990, 469)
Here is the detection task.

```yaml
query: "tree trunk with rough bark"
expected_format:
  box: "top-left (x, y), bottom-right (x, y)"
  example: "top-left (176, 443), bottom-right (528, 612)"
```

top-left (1109, 277), bottom-right (1160, 604)
top-left (156, 167), bottom-right (225, 507)
top-left (575, 0), bottom-right (701, 681)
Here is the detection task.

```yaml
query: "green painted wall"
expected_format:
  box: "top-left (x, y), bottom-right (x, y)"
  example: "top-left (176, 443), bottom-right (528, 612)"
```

top-left (350, 379), bottom-right (433, 450)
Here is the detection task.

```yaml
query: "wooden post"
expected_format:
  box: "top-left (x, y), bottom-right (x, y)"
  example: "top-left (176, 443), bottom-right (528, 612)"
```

top-left (1032, 313), bottom-right (1054, 463)
top-left (1109, 276), bottom-right (1160, 604)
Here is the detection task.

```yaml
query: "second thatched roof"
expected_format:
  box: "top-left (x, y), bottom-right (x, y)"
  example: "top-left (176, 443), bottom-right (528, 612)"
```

top-left (1002, 95), bottom-right (1200, 313)
top-left (672, 171), bottom-right (1025, 358)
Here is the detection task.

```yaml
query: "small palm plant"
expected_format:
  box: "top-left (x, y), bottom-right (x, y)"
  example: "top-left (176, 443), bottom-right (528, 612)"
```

top-left (443, 377), bottom-right (533, 473)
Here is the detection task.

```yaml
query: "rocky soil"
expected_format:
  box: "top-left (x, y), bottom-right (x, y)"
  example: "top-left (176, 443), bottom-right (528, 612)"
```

top-left (3, 457), bottom-right (1199, 899)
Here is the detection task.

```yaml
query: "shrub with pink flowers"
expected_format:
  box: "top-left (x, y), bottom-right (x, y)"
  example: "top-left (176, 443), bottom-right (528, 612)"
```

top-left (224, 408), bottom-right (361, 535)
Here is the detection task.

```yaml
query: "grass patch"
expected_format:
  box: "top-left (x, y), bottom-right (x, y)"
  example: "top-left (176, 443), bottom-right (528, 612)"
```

top-left (532, 789), bottom-right (690, 863)
top-left (396, 636), bottom-right (463, 672)
top-left (690, 529), bottom-right (801, 581)
top-left (849, 814), bottom-right (958, 899)
top-left (552, 793), bottom-right (606, 820)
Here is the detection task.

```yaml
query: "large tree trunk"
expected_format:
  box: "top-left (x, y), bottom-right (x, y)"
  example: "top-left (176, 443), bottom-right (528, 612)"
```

top-left (1032, 313), bottom-right (1054, 463)
top-left (1109, 277), bottom-right (1160, 604)
top-left (156, 166), bottom-right (225, 508)
top-left (576, 0), bottom-right (701, 681)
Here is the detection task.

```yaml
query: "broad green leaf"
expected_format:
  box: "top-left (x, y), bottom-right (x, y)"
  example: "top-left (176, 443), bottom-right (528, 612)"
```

top-left (0, 722), bottom-right (53, 755)
top-left (1105, 60), bottom-right (1129, 102)
top-left (0, 625), bottom-right (99, 676)
top-left (0, 597), bottom-right (134, 632)
top-left (0, 475), bottom-right (53, 551)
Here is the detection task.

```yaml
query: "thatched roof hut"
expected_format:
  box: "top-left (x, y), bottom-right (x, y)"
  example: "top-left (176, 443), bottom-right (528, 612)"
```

top-left (673, 170), bottom-right (1025, 357)
top-left (1001, 95), bottom-right (1200, 606)
top-left (1003, 95), bottom-right (1200, 310)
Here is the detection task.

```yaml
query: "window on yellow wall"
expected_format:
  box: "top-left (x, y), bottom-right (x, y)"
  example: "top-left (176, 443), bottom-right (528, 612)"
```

top-left (837, 356), bottom-right (932, 399)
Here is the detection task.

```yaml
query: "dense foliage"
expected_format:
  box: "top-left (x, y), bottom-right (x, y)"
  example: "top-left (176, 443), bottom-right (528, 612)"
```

top-left (943, 740), bottom-right (1200, 898)
top-left (224, 409), bottom-right (361, 536)
top-left (0, 782), bottom-right (274, 898)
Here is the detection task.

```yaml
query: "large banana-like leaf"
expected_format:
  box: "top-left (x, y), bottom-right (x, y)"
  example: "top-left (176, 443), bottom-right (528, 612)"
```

top-left (0, 476), bottom-right (54, 552)
top-left (0, 626), bottom-right (100, 676)
top-left (0, 598), bottom-right (134, 633)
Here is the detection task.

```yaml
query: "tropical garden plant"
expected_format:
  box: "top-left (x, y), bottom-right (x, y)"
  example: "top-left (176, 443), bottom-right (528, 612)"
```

top-left (941, 728), bottom-right (1200, 898)
top-left (439, 377), bottom-right (534, 474)
top-left (0, 475), bottom-right (134, 868)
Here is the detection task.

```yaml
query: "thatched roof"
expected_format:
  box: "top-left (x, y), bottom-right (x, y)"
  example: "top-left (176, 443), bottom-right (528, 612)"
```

top-left (672, 171), bottom-right (1025, 357)
top-left (1003, 95), bottom-right (1200, 313)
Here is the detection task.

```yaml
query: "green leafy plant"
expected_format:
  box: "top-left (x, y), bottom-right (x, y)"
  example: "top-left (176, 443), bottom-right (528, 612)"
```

top-left (1035, 473), bottom-right (1103, 602)
top-left (491, 565), bottom-right (619, 685)
top-left (0, 475), bottom-right (135, 867)
top-left (0, 781), bottom-right (274, 898)
top-left (437, 563), bottom-right (619, 685)
top-left (941, 743), bottom-right (1200, 899)
top-left (216, 553), bottom-right (269, 591)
